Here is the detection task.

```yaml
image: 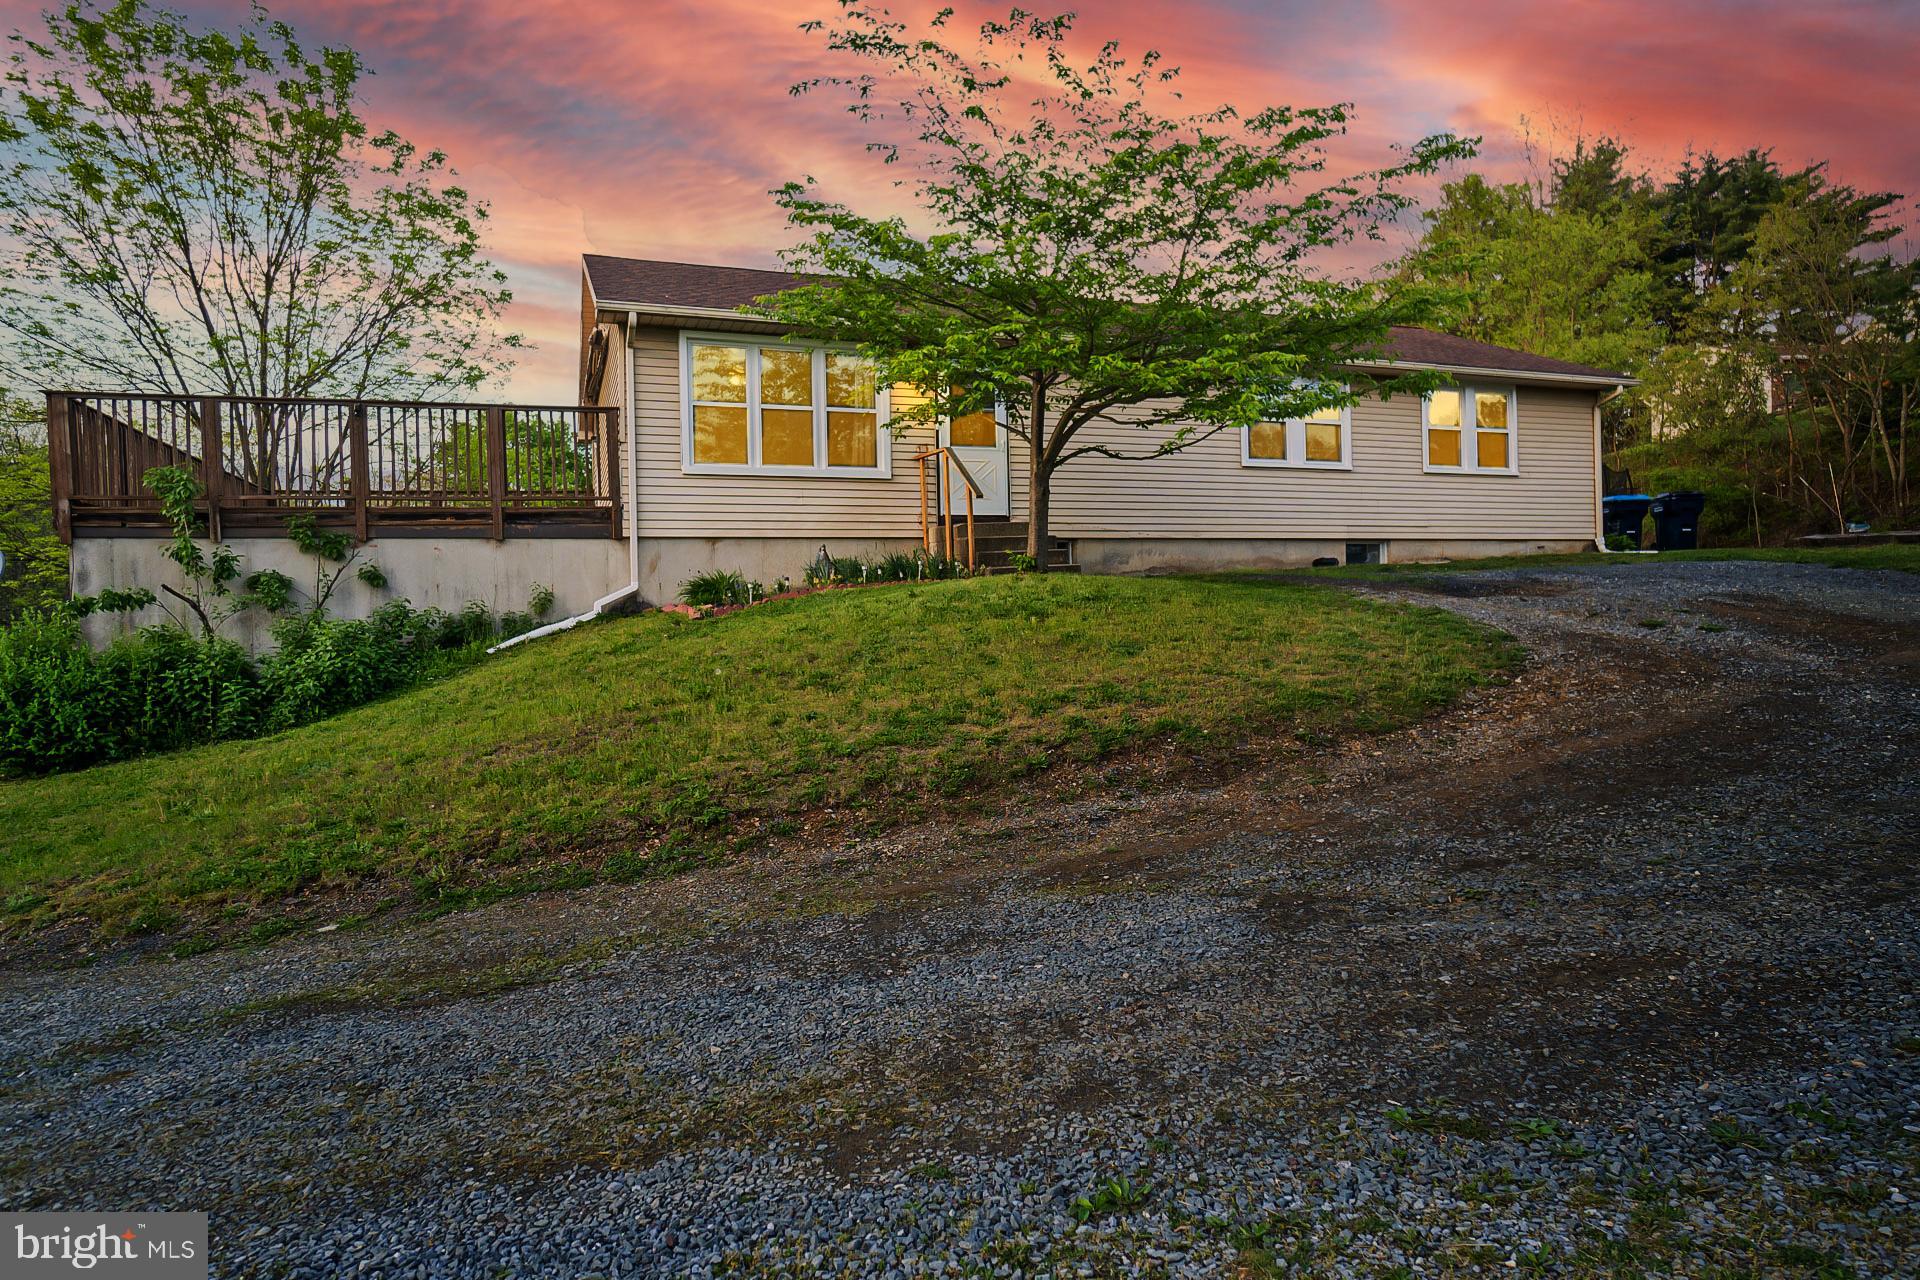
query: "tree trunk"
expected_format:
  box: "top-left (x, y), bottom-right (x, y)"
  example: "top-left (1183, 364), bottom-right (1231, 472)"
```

top-left (1027, 377), bottom-right (1049, 569)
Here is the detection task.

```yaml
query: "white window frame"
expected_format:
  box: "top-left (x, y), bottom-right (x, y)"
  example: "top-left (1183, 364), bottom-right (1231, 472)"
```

top-left (1423, 383), bottom-right (1519, 475)
top-left (1241, 385), bottom-right (1353, 471)
top-left (679, 331), bottom-right (892, 479)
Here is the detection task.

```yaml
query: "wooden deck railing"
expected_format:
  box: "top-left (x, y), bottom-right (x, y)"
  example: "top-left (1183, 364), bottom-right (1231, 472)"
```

top-left (45, 392), bottom-right (621, 543)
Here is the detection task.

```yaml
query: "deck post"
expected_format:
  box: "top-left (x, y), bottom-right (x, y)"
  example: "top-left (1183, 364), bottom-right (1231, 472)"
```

top-left (602, 410), bottom-right (623, 541)
top-left (200, 397), bottom-right (223, 542)
top-left (348, 404), bottom-right (370, 543)
top-left (485, 405), bottom-right (508, 541)
top-left (45, 393), bottom-right (73, 545)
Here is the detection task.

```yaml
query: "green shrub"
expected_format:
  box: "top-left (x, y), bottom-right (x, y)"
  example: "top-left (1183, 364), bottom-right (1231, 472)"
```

top-left (679, 569), bottom-right (762, 607)
top-left (257, 602), bottom-right (451, 732)
top-left (94, 625), bottom-right (261, 750)
top-left (0, 613), bottom-right (261, 773)
top-left (0, 599), bottom-right (502, 776)
top-left (871, 552), bottom-right (921, 582)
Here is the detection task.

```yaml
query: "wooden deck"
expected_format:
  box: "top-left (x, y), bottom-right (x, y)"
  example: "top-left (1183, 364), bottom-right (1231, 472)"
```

top-left (46, 392), bottom-right (621, 543)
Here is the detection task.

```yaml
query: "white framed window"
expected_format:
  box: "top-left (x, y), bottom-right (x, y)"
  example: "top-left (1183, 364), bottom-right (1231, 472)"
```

top-left (1242, 386), bottom-right (1352, 470)
top-left (1424, 384), bottom-right (1518, 474)
top-left (681, 333), bottom-right (889, 478)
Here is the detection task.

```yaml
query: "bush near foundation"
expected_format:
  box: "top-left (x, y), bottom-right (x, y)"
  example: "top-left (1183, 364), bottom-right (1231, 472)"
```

top-left (0, 598), bottom-right (527, 777)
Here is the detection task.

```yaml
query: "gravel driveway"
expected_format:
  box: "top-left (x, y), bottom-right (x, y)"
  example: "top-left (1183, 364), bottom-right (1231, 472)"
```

top-left (3, 561), bottom-right (1916, 1278)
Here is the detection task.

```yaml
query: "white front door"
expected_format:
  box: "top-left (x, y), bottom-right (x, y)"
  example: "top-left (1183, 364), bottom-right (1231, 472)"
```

top-left (938, 405), bottom-right (1010, 517)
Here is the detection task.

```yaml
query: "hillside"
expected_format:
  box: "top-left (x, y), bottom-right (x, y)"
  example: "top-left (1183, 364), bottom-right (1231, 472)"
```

top-left (0, 574), bottom-right (1517, 952)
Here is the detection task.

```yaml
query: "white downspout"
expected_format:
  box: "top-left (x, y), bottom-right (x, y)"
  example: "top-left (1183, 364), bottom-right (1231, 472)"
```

top-left (490, 312), bottom-right (644, 652)
top-left (1590, 384), bottom-right (1649, 555)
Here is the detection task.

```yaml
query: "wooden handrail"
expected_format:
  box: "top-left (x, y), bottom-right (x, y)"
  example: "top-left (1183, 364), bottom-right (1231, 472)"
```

top-left (916, 446), bottom-right (984, 498)
top-left (913, 447), bottom-right (977, 573)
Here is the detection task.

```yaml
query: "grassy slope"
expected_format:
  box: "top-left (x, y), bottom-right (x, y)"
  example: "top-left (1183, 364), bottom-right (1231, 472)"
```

top-left (1, 574), bottom-right (1516, 947)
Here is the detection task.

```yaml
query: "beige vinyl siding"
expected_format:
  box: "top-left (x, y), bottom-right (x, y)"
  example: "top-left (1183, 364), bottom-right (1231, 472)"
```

top-left (622, 323), bottom-right (1599, 543)
top-left (1044, 386), bottom-right (1600, 541)
top-left (626, 327), bottom-right (939, 538)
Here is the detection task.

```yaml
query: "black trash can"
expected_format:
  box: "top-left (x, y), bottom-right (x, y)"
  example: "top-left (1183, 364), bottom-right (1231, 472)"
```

top-left (1601, 493), bottom-right (1653, 549)
top-left (1649, 491), bottom-right (1706, 550)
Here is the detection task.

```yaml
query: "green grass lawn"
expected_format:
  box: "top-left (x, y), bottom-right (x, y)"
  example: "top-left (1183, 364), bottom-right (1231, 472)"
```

top-left (1289, 543), bottom-right (1920, 579)
top-left (0, 574), bottom-right (1517, 950)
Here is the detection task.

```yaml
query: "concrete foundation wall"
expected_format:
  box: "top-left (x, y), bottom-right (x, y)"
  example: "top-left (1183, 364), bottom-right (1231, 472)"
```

top-left (73, 529), bottom-right (1593, 650)
top-left (69, 533), bottom-right (926, 650)
top-left (72, 536), bottom-right (629, 652)
top-left (1073, 535), bottom-right (1594, 575)
top-left (635, 536), bottom-right (923, 602)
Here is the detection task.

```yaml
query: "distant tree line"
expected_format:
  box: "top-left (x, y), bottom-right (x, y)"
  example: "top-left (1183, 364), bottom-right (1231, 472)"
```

top-left (1399, 141), bottom-right (1918, 543)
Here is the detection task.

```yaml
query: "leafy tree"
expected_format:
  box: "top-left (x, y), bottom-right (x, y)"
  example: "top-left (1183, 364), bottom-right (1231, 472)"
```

top-left (0, 0), bottom-right (520, 408)
top-left (1550, 135), bottom-right (1649, 217)
top-left (1398, 173), bottom-right (1664, 377)
top-left (0, 390), bottom-right (65, 619)
top-left (757, 4), bottom-right (1473, 562)
top-left (1697, 171), bottom-right (1917, 526)
top-left (1632, 346), bottom-right (1789, 545)
top-left (1650, 149), bottom-right (1822, 328)
top-left (425, 413), bottom-right (596, 505)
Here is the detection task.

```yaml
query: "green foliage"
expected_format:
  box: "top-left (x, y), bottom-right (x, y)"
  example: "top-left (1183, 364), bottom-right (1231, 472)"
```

top-left (0, 595), bottom-right (503, 777)
top-left (257, 602), bottom-right (467, 733)
top-left (1006, 552), bottom-right (1039, 573)
top-left (679, 569), bottom-right (760, 608)
top-left (143, 466), bottom-right (249, 638)
top-left (527, 583), bottom-right (555, 618)
top-left (426, 414), bottom-right (594, 496)
top-left (1383, 1098), bottom-right (1492, 1140)
top-left (765, 5), bottom-right (1472, 560)
top-left (64, 586), bottom-right (157, 617)
top-left (802, 549), bottom-right (965, 589)
top-left (0, 0), bottom-right (518, 400)
top-left (1398, 171), bottom-right (1664, 377)
top-left (243, 569), bottom-right (296, 614)
top-left (1403, 135), bottom-right (1918, 538)
top-left (1070, 1174), bottom-right (1152, 1222)
top-left (0, 612), bottom-right (259, 774)
top-left (0, 397), bottom-right (66, 620)
top-left (1630, 345), bottom-right (1790, 544)
top-left (283, 514), bottom-right (387, 616)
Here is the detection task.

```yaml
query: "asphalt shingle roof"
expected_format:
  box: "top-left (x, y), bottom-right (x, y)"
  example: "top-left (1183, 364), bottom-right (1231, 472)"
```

top-left (583, 254), bottom-right (1628, 382)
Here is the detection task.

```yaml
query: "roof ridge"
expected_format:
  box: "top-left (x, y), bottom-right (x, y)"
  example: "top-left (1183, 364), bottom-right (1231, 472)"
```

top-left (583, 252), bottom-right (797, 276)
top-left (581, 254), bottom-right (1630, 382)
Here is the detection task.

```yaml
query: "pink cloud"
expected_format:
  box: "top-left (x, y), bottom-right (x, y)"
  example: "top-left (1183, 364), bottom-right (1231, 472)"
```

top-left (0, 0), bottom-right (1911, 401)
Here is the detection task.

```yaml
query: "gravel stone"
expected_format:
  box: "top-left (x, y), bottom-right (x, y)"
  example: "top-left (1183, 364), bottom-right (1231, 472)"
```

top-left (2, 560), bottom-right (1916, 1277)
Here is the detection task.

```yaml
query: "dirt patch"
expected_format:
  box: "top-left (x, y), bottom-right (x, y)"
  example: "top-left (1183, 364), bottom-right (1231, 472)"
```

top-left (1380, 577), bottom-right (1575, 600)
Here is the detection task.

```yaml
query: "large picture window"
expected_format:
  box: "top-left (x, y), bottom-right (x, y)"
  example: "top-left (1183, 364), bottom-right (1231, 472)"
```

top-left (1424, 384), bottom-right (1517, 474)
top-left (1243, 386), bottom-right (1351, 469)
top-left (683, 335), bottom-right (887, 476)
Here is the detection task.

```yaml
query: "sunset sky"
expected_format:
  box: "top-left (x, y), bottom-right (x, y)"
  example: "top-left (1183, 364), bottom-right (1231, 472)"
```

top-left (3, 0), bottom-right (1915, 402)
